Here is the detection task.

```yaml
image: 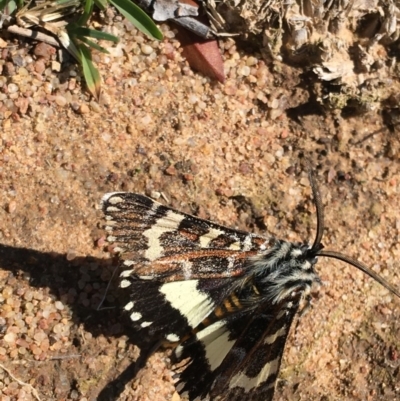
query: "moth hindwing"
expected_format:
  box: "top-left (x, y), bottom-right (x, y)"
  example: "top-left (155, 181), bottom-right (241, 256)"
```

top-left (101, 186), bottom-right (400, 401)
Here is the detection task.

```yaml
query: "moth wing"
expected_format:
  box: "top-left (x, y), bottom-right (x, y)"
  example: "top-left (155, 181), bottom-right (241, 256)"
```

top-left (115, 276), bottom-right (238, 344)
top-left (175, 300), bottom-right (300, 401)
top-left (102, 192), bottom-right (268, 281)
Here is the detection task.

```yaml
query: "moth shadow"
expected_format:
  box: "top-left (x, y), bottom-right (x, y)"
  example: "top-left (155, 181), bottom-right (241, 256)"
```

top-left (0, 243), bottom-right (152, 400)
top-left (0, 243), bottom-right (119, 335)
top-left (97, 340), bottom-right (162, 401)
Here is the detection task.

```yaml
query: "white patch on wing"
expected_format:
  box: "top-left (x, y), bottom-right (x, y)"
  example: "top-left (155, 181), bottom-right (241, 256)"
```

top-left (175, 344), bottom-right (184, 359)
top-left (130, 312), bottom-right (142, 321)
top-left (229, 241), bottom-right (241, 250)
top-left (229, 356), bottom-right (280, 392)
top-left (143, 210), bottom-right (185, 261)
top-left (160, 280), bottom-right (214, 328)
top-left (124, 301), bottom-right (134, 311)
top-left (242, 234), bottom-right (253, 251)
top-left (199, 227), bottom-right (225, 248)
top-left (102, 193), bottom-right (124, 204)
top-left (138, 275), bottom-right (154, 280)
top-left (197, 320), bottom-right (235, 371)
top-left (166, 333), bottom-right (180, 342)
top-left (105, 206), bottom-right (120, 212)
top-left (141, 321), bottom-right (153, 328)
top-left (120, 279), bottom-right (131, 288)
top-left (264, 325), bottom-right (287, 345)
top-left (120, 269), bottom-right (134, 277)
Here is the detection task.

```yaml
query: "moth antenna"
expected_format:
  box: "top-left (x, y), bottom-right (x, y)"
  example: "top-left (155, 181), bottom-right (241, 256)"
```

top-left (319, 250), bottom-right (400, 299)
top-left (308, 169), bottom-right (324, 252)
top-left (308, 170), bottom-right (400, 298)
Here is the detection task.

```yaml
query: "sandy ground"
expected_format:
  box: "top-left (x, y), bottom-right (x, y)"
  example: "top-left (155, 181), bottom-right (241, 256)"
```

top-left (0, 13), bottom-right (400, 401)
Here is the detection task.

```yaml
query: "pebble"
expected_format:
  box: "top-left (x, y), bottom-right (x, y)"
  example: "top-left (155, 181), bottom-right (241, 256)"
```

top-left (55, 95), bottom-right (67, 106)
top-left (141, 44), bottom-right (153, 55)
top-left (79, 104), bottom-right (90, 114)
top-left (4, 332), bottom-right (16, 343)
top-left (7, 83), bottom-right (19, 94)
top-left (33, 42), bottom-right (56, 59)
top-left (7, 201), bottom-right (16, 213)
top-left (150, 191), bottom-right (161, 199)
top-left (55, 301), bottom-right (64, 310)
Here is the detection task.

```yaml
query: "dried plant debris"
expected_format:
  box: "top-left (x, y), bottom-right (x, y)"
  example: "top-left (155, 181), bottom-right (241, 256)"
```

top-left (203, 0), bottom-right (400, 111)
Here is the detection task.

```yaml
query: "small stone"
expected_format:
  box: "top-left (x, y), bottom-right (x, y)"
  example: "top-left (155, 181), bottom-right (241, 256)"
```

top-left (43, 82), bottom-right (53, 94)
top-left (53, 323), bottom-right (64, 334)
top-left (12, 54), bottom-right (26, 67)
top-left (34, 331), bottom-right (48, 342)
top-left (4, 332), bottom-right (16, 343)
top-left (165, 166), bottom-right (177, 176)
top-left (15, 97), bottom-right (29, 114)
top-left (51, 61), bottom-right (61, 72)
top-left (55, 301), bottom-right (64, 310)
top-left (239, 162), bottom-right (252, 175)
top-left (34, 60), bottom-right (46, 74)
top-left (7, 201), bottom-right (16, 213)
top-left (55, 95), bottom-right (67, 107)
top-left (79, 104), bottom-right (90, 114)
top-left (141, 44), bottom-right (153, 55)
top-left (4, 62), bottom-right (16, 76)
top-left (246, 56), bottom-right (258, 66)
top-left (34, 42), bottom-right (56, 60)
top-left (183, 173), bottom-right (194, 181)
top-left (7, 83), bottom-right (19, 94)
top-left (90, 101), bottom-right (101, 113)
top-left (97, 236), bottom-right (106, 248)
top-left (150, 191), bottom-right (161, 199)
top-left (238, 65), bottom-right (251, 76)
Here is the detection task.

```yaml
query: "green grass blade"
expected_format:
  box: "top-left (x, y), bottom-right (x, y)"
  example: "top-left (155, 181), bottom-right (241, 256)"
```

top-left (55, 0), bottom-right (80, 5)
top-left (77, 0), bottom-right (94, 26)
top-left (94, 0), bottom-right (107, 10)
top-left (58, 30), bottom-right (82, 61)
top-left (0, 0), bottom-right (17, 14)
top-left (67, 26), bottom-right (119, 43)
top-left (109, 0), bottom-right (162, 40)
top-left (0, 0), bottom-right (8, 12)
top-left (79, 36), bottom-right (110, 53)
top-left (79, 43), bottom-right (101, 99)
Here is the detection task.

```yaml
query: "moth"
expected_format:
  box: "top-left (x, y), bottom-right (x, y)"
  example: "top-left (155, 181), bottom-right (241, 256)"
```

top-left (101, 174), bottom-right (400, 401)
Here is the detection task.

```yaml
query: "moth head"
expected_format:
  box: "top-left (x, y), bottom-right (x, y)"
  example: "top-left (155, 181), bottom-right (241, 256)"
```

top-left (247, 239), bottom-right (321, 306)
